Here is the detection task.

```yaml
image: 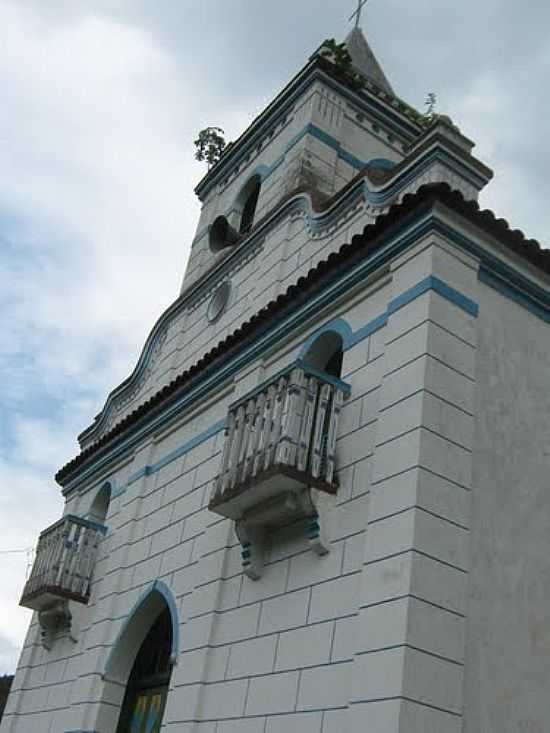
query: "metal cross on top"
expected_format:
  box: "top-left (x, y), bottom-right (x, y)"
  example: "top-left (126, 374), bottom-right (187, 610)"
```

top-left (348, 0), bottom-right (368, 28)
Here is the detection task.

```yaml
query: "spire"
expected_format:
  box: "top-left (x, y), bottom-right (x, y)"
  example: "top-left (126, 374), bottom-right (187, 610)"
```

top-left (344, 25), bottom-right (394, 95)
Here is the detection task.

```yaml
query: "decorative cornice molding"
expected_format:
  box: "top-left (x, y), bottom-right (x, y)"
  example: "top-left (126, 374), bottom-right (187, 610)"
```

top-left (61, 264), bottom-right (480, 495)
top-left (80, 141), bottom-right (502, 450)
top-left (195, 58), bottom-right (423, 200)
top-left (187, 240), bottom-right (265, 313)
top-left (98, 328), bottom-right (168, 439)
top-left (79, 239), bottom-right (265, 447)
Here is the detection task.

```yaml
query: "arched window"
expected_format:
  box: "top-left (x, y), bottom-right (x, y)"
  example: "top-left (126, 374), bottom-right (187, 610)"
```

top-left (88, 482), bottom-right (111, 525)
top-left (115, 608), bottom-right (173, 733)
top-left (238, 175), bottom-right (261, 234)
top-left (302, 330), bottom-right (344, 378)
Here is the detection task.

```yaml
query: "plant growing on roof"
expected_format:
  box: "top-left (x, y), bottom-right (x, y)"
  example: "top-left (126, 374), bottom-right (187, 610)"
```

top-left (194, 127), bottom-right (227, 169)
top-left (318, 39), bottom-right (365, 91)
top-left (424, 92), bottom-right (437, 116)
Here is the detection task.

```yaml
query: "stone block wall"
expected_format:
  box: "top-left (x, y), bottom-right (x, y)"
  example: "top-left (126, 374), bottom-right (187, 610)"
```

top-left (7, 216), bottom-right (550, 733)
top-left (464, 275), bottom-right (550, 732)
top-left (3, 233), bottom-right (484, 733)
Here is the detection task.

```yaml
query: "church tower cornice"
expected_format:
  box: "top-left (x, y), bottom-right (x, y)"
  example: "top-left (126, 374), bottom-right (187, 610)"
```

top-left (194, 49), bottom-right (425, 202)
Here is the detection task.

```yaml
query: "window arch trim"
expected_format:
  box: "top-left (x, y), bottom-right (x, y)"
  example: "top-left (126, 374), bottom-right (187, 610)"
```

top-left (298, 318), bottom-right (353, 359)
top-left (103, 580), bottom-right (179, 683)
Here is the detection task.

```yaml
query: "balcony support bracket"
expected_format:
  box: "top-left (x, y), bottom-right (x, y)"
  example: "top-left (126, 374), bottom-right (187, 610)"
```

top-left (303, 489), bottom-right (331, 557)
top-left (38, 600), bottom-right (76, 650)
top-left (235, 523), bottom-right (265, 581)
top-left (235, 487), bottom-right (331, 580)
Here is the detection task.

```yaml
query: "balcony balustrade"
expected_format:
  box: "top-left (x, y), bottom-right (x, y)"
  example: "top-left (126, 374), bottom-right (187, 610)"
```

top-left (209, 360), bottom-right (350, 576)
top-left (20, 514), bottom-right (107, 612)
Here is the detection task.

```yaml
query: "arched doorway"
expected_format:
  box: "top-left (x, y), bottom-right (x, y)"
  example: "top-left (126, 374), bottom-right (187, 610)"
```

top-left (115, 607), bottom-right (172, 733)
top-left (98, 582), bottom-right (178, 733)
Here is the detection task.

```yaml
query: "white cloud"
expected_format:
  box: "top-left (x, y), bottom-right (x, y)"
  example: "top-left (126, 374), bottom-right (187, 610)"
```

top-left (0, 0), bottom-right (270, 673)
top-left (0, 2), bottom-right (203, 416)
top-left (0, 0), bottom-right (204, 669)
top-left (0, 459), bottom-right (55, 674)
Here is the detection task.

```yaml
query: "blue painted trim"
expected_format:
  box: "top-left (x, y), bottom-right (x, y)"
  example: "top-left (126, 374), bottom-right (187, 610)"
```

top-left (298, 318), bottom-right (355, 355)
top-left (479, 266), bottom-right (550, 322)
top-left (297, 277), bottom-right (477, 356)
top-left (228, 359), bottom-right (351, 411)
top-left (430, 276), bottom-right (479, 317)
top-left (84, 478), bottom-right (117, 504)
top-left (196, 62), bottom-right (420, 199)
top-left (89, 141), bottom-right (488, 448)
top-left (65, 218), bottom-right (486, 494)
top-left (297, 360), bottom-right (352, 395)
top-left (80, 517), bottom-right (108, 535)
top-left (192, 141), bottom-right (486, 248)
top-left (362, 148), bottom-right (486, 207)
top-left (110, 480), bottom-right (125, 500)
top-left (349, 313), bottom-right (389, 347)
top-left (71, 208), bottom-right (550, 492)
top-left (431, 220), bottom-right (550, 322)
top-left (153, 580), bottom-right (179, 660)
top-left (103, 580), bottom-right (179, 679)
top-left (40, 514), bottom-right (107, 537)
top-left (369, 158), bottom-right (396, 171)
top-left (388, 275), bottom-right (478, 318)
top-left (307, 124), bottom-right (366, 170)
top-left (193, 122), bottom-right (371, 245)
top-left (112, 420), bottom-right (226, 498)
top-left (131, 419), bottom-right (225, 487)
top-left (73, 274), bottom-right (476, 497)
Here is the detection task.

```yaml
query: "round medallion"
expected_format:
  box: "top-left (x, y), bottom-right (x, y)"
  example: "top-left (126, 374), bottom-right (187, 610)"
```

top-left (207, 281), bottom-right (231, 323)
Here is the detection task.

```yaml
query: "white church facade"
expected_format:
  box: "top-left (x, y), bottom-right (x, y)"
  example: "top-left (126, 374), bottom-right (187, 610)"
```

top-left (3, 22), bottom-right (550, 733)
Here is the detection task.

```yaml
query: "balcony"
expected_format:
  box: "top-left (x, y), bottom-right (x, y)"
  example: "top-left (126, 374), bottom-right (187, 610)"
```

top-left (209, 361), bottom-right (350, 577)
top-left (20, 514), bottom-right (107, 612)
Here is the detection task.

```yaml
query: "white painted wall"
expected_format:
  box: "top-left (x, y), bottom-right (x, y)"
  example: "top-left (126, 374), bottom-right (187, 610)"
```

top-left (464, 279), bottom-right (550, 733)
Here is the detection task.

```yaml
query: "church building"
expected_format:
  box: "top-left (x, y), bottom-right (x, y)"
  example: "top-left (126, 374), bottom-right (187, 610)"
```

top-left (3, 12), bottom-right (550, 733)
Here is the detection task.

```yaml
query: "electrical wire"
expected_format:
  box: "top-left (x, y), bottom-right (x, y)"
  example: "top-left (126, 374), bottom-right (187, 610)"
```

top-left (0, 548), bottom-right (33, 554)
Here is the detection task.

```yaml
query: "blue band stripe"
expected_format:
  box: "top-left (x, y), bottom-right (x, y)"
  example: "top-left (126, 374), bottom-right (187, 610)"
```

top-left (104, 274), bottom-right (476, 500)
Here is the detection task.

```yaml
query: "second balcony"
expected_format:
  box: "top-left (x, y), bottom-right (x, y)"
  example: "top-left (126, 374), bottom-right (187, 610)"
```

top-left (209, 360), bottom-right (350, 527)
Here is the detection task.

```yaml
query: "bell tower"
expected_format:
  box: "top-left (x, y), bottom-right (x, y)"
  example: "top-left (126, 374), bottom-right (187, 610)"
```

top-left (180, 24), bottom-right (425, 295)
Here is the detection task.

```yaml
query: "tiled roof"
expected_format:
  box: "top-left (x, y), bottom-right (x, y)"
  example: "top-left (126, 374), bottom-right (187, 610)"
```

top-left (56, 183), bottom-right (547, 485)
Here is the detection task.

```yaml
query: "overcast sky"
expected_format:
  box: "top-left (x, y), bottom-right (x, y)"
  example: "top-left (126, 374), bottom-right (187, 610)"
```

top-left (1, 0), bottom-right (549, 674)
